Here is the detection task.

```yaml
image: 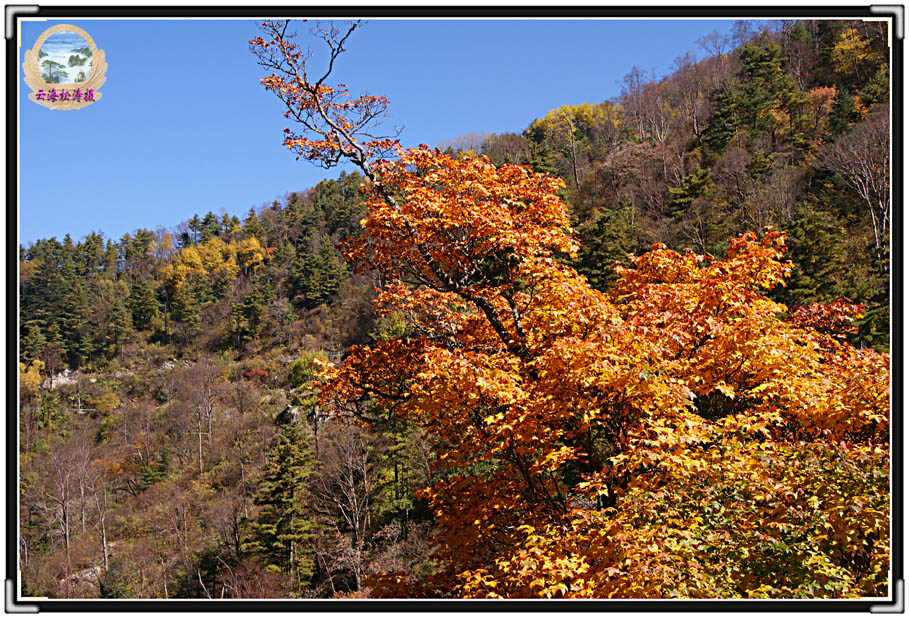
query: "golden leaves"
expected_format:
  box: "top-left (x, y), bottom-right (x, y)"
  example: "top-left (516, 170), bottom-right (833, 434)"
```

top-left (332, 226), bottom-right (889, 597)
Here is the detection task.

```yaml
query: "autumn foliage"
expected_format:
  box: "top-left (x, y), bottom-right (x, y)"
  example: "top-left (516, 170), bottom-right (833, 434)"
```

top-left (253, 20), bottom-right (890, 599)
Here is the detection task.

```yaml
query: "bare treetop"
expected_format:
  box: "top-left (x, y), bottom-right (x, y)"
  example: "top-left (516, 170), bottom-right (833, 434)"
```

top-left (250, 19), bottom-right (401, 173)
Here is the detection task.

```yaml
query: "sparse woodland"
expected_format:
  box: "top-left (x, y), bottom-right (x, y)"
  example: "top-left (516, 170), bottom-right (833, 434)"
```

top-left (18, 18), bottom-right (890, 599)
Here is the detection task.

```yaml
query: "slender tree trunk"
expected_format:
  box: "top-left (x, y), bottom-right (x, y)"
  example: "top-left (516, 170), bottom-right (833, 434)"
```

top-left (63, 504), bottom-right (72, 595)
top-left (568, 128), bottom-right (580, 189)
top-left (100, 517), bottom-right (108, 571)
top-left (79, 483), bottom-right (86, 535)
top-left (198, 413), bottom-right (204, 475)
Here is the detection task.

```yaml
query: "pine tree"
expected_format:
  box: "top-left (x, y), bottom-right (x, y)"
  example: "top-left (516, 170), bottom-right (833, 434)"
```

top-left (244, 208), bottom-right (264, 240)
top-left (774, 202), bottom-right (851, 305)
top-left (242, 420), bottom-right (319, 590)
top-left (828, 86), bottom-right (858, 135)
top-left (521, 137), bottom-right (560, 177)
top-left (94, 291), bottom-right (132, 360)
top-left (102, 240), bottom-right (120, 275)
top-left (128, 277), bottom-right (160, 331)
top-left (43, 323), bottom-right (66, 377)
top-left (703, 89), bottom-right (741, 155)
top-left (188, 215), bottom-right (203, 245)
top-left (200, 212), bottom-right (221, 242)
top-left (575, 206), bottom-right (640, 292)
top-left (288, 234), bottom-right (347, 309)
top-left (230, 283), bottom-right (272, 346)
top-left (857, 64), bottom-right (889, 108)
top-left (20, 323), bottom-right (47, 364)
top-left (170, 283), bottom-right (202, 345)
top-left (667, 167), bottom-right (711, 219)
top-left (62, 279), bottom-right (93, 368)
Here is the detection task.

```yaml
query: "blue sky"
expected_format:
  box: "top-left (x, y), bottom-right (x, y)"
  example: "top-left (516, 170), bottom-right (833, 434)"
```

top-left (18, 17), bottom-right (746, 245)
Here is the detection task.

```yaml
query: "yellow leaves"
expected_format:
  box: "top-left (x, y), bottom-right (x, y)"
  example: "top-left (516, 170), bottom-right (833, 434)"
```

top-left (235, 235), bottom-right (266, 272)
top-left (19, 359), bottom-right (44, 395)
top-left (197, 237), bottom-right (238, 275)
top-left (831, 27), bottom-right (883, 78)
top-left (483, 412), bottom-right (504, 426)
top-left (167, 236), bottom-right (260, 291)
top-left (179, 245), bottom-right (204, 274)
top-left (577, 478), bottom-right (609, 497)
top-left (715, 382), bottom-right (734, 398)
top-left (532, 445), bottom-right (583, 473)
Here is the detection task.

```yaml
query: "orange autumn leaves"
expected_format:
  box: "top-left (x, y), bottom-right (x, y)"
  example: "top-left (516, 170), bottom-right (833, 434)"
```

top-left (346, 148), bottom-right (575, 290)
top-left (253, 20), bottom-right (889, 599)
top-left (314, 152), bottom-right (888, 598)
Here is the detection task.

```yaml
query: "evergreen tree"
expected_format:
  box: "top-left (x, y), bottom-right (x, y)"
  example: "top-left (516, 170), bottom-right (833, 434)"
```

top-left (703, 89), bottom-right (741, 155)
top-left (575, 206), bottom-right (640, 292)
top-left (230, 285), bottom-right (270, 345)
top-left (170, 283), bottom-right (202, 345)
top-left (828, 86), bottom-right (858, 135)
top-left (774, 202), bottom-right (851, 305)
top-left (42, 323), bottom-right (66, 377)
top-left (200, 212), bottom-right (221, 242)
top-left (94, 290), bottom-right (132, 360)
top-left (102, 240), bottom-right (120, 275)
top-left (242, 420), bottom-right (319, 590)
top-left (244, 208), bottom-right (264, 240)
top-left (188, 215), bottom-right (203, 245)
top-left (127, 277), bottom-right (160, 330)
top-left (99, 557), bottom-right (135, 598)
top-left (521, 124), bottom-right (561, 177)
top-left (62, 279), bottom-right (93, 368)
top-left (20, 323), bottom-right (47, 364)
top-left (667, 167), bottom-right (711, 219)
top-left (288, 234), bottom-right (347, 309)
top-left (20, 239), bottom-right (69, 335)
top-left (857, 64), bottom-right (889, 108)
top-left (322, 172), bottom-right (366, 240)
top-left (79, 233), bottom-right (105, 277)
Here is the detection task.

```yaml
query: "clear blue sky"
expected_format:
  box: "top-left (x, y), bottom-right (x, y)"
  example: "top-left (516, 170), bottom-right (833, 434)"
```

top-left (18, 17), bottom-right (745, 246)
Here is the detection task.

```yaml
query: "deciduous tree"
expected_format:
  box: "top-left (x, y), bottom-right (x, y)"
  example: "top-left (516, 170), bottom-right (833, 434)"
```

top-left (252, 19), bottom-right (890, 600)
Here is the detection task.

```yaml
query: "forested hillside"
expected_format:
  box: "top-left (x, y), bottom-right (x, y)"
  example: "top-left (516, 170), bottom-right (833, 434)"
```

top-left (18, 19), bottom-right (891, 599)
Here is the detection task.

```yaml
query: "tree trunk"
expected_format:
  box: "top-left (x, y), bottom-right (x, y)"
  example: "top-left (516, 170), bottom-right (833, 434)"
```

top-left (568, 128), bottom-right (580, 189)
top-left (79, 482), bottom-right (86, 535)
top-left (198, 414), bottom-right (204, 475)
top-left (100, 515), bottom-right (109, 571)
top-left (63, 504), bottom-right (72, 595)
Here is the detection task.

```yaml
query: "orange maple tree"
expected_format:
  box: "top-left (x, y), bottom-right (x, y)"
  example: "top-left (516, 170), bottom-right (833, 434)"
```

top-left (252, 20), bottom-right (890, 599)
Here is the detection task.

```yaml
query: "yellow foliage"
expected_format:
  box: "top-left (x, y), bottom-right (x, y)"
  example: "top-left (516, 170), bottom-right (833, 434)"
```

top-left (19, 360), bottom-right (44, 395)
top-left (178, 246), bottom-right (205, 274)
top-left (236, 236), bottom-right (266, 272)
top-left (831, 28), bottom-right (883, 79)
